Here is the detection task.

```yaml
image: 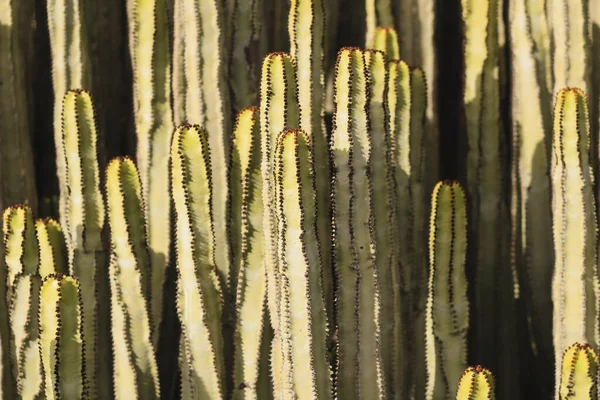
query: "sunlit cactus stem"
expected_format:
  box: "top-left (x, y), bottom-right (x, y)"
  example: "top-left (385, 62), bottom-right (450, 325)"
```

top-left (455, 366), bottom-right (495, 400)
top-left (425, 181), bottom-right (469, 400)
top-left (35, 218), bottom-right (68, 279)
top-left (559, 343), bottom-right (599, 400)
top-left (370, 27), bottom-right (399, 60)
top-left (365, 0), bottom-right (393, 48)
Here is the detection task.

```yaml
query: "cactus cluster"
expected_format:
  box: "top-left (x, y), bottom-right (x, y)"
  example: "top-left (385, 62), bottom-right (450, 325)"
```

top-left (3, 0), bottom-right (600, 399)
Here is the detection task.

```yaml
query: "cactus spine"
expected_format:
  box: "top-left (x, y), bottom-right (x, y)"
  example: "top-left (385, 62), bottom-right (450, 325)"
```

top-left (35, 219), bottom-right (67, 280)
top-left (456, 366), bottom-right (495, 400)
top-left (274, 128), bottom-right (331, 399)
top-left (105, 157), bottom-right (160, 399)
top-left (39, 274), bottom-right (84, 400)
top-left (551, 88), bottom-right (600, 399)
top-left (331, 47), bottom-right (385, 400)
top-left (126, 0), bottom-right (174, 340)
top-left (559, 343), bottom-right (599, 400)
top-left (425, 181), bottom-right (469, 400)
top-left (171, 125), bottom-right (224, 398)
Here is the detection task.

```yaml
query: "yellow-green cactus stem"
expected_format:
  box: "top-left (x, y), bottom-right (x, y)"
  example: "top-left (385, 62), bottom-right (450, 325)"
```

top-left (425, 181), bottom-right (469, 400)
top-left (551, 88), bottom-right (600, 398)
top-left (106, 157), bottom-right (160, 399)
top-left (592, 1), bottom-right (600, 176)
top-left (35, 218), bottom-right (68, 279)
top-left (3, 206), bottom-right (38, 292)
top-left (331, 47), bottom-right (385, 400)
top-left (46, 0), bottom-right (90, 230)
top-left (171, 125), bottom-right (224, 398)
top-left (365, 0), bottom-right (393, 49)
top-left (370, 27), bottom-right (400, 60)
top-left (230, 107), bottom-right (270, 400)
top-left (39, 274), bottom-right (84, 400)
top-left (455, 366), bottom-right (495, 400)
top-left (172, 0), bottom-right (231, 289)
top-left (61, 89), bottom-right (110, 398)
top-left (9, 273), bottom-right (42, 399)
top-left (559, 343), bottom-right (599, 400)
top-left (274, 128), bottom-right (331, 399)
top-left (126, 0), bottom-right (174, 343)
top-left (364, 49), bottom-right (402, 398)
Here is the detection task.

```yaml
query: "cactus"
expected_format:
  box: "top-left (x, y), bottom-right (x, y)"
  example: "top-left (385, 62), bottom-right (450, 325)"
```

top-left (370, 27), bottom-right (400, 60)
top-left (35, 218), bottom-right (68, 279)
top-left (39, 274), bottom-right (84, 400)
top-left (456, 366), bottom-right (495, 400)
top-left (425, 181), bottom-right (469, 400)
top-left (551, 88), bottom-right (600, 398)
top-left (171, 125), bottom-right (224, 398)
top-left (559, 343), bottom-right (599, 400)
top-left (365, 0), bottom-right (393, 49)
top-left (105, 157), bottom-right (160, 399)
top-left (331, 47), bottom-right (385, 399)
top-left (273, 128), bottom-right (331, 399)
top-left (126, 0), bottom-right (174, 342)
top-left (60, 89), bottom-right (110, 398)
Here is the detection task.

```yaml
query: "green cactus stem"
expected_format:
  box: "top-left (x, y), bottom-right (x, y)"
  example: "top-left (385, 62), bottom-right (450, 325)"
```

top-left (106, 157), bottom-right (160, 399)
top-left (171, 124), bottom-right (224, 398)
top-left (455, 366), bottom-right (495, 400)
top-left (559, 343), bottom-right (599, 400)
top-left (365, 0), bottom-right (393, 49)
top-left (425, 181), bottom-right (469, 400)
top-left (370, 27), bottom-right (399, 60)
top-left (3, 206), bottom-right (38, 292)
top-left (331, 47), bottom-right (385, 400)
top-left (35, 218), bottom-right (68, 279)
top-left (39, 274), bottom-right (84, 400)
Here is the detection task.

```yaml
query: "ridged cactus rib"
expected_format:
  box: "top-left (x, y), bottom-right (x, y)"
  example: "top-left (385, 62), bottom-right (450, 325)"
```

top-left (551, 88), bottom-right (600, 399)
top-left (371, 27), bottom-right (400, 60)
top-left (126, 0), bottom-right (174, 343)
top-left (35, 219), bottom-right (68, 279)
top-left (364, 49), bottom-right (402, 398)
top-left (365, 0), bottom-right (393, 49)
top-left (289, 0), bottom-right (333, 324)
top-left (3, 206), bottom-right (39, 291)
top-left (105, 157), bottom-right (160, 399)
top-left (172, 0), bottom-right (231, 287)
top-left (274, 128), bottom-right (332, 400)
top-left (171, 125), bottom-right (224, 399)
top-left (425, 181), bottom-right (469, 400)
top-left (60, 90), bottom-right (109, 398)
top-left (455, 366), bottom-right (495, 400)
top-left (230, 108), bottom-right (269, 400)
top-left (9, 274), bottom-right (42, 399)
top-left (46, 0), bottom-right (90, 229)
top-left (331, 47), bottom-right (385, 400)
top-left (559, 343), bottom-right (599, 400)
top-left (39, 274), bottom-right (84, 400)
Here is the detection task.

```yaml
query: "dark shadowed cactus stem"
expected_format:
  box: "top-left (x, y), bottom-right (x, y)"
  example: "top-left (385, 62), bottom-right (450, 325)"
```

top-left (172, 0), bottom-right (231, 291)
top-left (455, 366), bottom-right (495, 400)
top-left (36, 219), bottom-right (68, 279)
top-left (39, 274), bottom-right (84, 400)
top-left (105, 157), bottom-right (160, 399)
top-left (171, 125), bottom-right (224, 399)
top-left (126, 0), bottom-right (174, 343)
top-left (551, 88), bottom-right (600, 399)
top-left (365, 0), bottom-right (393, 49)
top-left (370, 27), bottom-right (399, 60)
top-left (425, 181), bottom-right (469, 400)
top-left (331, 47), bottom-right (385, 400)
top-left (274, 128), bottom-right (332, 399)
top-left (60, 90), bottom-right (110, 399)
top-left (559, 343), bottom-right (599, 400)
top-left (230, 108), bottom-right (270, 400)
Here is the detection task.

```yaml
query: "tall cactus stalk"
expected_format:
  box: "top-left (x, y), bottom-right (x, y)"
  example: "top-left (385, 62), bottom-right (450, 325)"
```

top-left (559, 343), bottom-right (599, 400)
top-left (425, 181), bottom-right (469, 400)
top-left (370, 27), bottom-right (400, 60)
top-left (39, 274), bottom-right (84, 400)
top-left (36, 218), bottom-right (68, 279)
top-left (365, 0), bottom-right (393, 48)
top-left (126, 0), bottom-right (174, 342)
top-left (171, 125), bottom-right (224, 398)
top-left (105, 157), bottom-right (160, 399)
top-left (551, 88), bottom-right (599, 399)
top-left (274, 128), bottom-right (331, 399)
top-left (60, 90), bottom-right (110, 398)
top-left (455, 366), bottom-right (495, 400)
top-left (331, 47), bottom-right (385, 400)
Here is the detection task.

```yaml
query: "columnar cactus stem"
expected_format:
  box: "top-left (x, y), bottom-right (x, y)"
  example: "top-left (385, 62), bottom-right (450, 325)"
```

top-left (39, 274), bottom-right (84, 400)
top-left (230, 108), bottom-right (270, 400)
top-left (551, 88), bottom-right (599, 399)
top-left (559, 343), bottom-right (599, 400)
top-left (171, 125), bottom-right (224, 398)
top-left (3, 206), bottom-right (38, 291)
top-left (425, 181), bottom-right (469, 400)
top-left (455, 366), bottom-right (495, 400)
top-left (365, 0), bottom-right (393, 49)
top-left (105, 157), bottom-right (160, 399)
top-left (60, 90), bottom-right (110, 398)
top-left (274, 128), bottom-right (331, 399)
top-left (370, 27), bottom-right (400, 60)
top-left (331, 47), bottom-right (385, 400)
top-left (35, 219), bottom-right (68, 279)
top-left (126, 0), bottom-right (174, 342)
top-left (172, 0), bottom-right (232, 289)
